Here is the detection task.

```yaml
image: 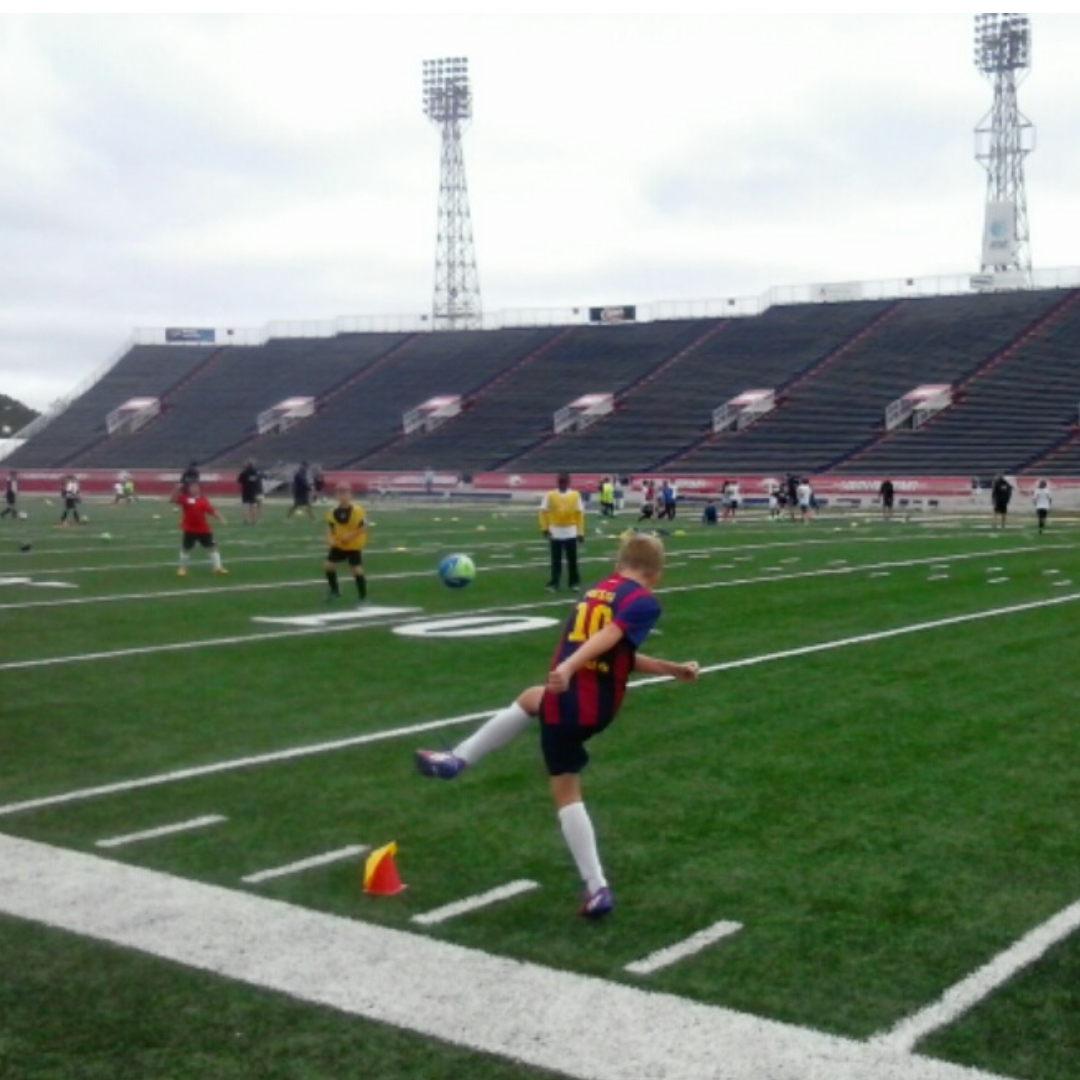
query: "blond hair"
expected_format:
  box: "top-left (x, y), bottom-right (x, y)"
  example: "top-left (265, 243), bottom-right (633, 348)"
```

top-left (617, 533), bottom-right (664, 576)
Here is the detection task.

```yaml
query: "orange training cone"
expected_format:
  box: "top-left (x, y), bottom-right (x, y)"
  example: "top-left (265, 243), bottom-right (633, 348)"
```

top-left (363, 841), bottom-right (406, 896)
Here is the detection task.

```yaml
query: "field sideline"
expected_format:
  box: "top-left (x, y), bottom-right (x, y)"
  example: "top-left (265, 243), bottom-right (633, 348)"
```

top-left (1, 494), bottom-right (1078, 1079)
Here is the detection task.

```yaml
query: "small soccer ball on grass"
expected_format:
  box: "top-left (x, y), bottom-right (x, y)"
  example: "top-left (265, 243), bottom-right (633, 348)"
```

top-left (438, 553), bottom-right (476, 589)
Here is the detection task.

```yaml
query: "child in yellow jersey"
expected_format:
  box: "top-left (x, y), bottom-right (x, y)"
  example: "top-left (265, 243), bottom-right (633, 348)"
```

top-left (324, 483), bottom-right (368, 602)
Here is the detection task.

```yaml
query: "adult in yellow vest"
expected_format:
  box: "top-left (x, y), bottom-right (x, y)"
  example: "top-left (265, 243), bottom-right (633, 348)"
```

top-left (539, 472), bottom-right (585, 592)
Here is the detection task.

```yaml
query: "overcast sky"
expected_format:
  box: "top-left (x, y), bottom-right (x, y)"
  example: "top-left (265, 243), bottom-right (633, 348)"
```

top-left (2, 12), bottom-right (1079, 414)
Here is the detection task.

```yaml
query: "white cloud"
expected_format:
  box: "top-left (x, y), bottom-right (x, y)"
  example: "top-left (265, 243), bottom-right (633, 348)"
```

top-left (1, 13), bottom-right (1078, 411)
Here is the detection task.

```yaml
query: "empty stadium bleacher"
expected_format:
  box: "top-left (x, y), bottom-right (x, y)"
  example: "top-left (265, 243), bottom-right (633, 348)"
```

top-left (4, 344), bottom-right (219, 468)
top-left (674, 289), bottom-right (1070, 476)
top-left (361, 320), bottom-right (717, 476)
top-left (516, 300), bottom-right (898, 475)
top-left (10, 286), bottom-right (1080, 479)
top-left (836, 289), bottom-right (1080, 476)
top-left (84, 333), bottom-right (412, 470)
top-left (265, 326), bottom-right (565, 470)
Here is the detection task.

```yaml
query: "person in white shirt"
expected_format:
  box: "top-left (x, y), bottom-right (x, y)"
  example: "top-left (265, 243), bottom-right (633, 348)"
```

top-left (60, 475), bottom-right (83, 526)
top-left (727, 480), bottom-right (740, 520)
top-left (797, 479), bottom-right (813, 523)
top-left (1032, 479), bottom-right (1052, 533)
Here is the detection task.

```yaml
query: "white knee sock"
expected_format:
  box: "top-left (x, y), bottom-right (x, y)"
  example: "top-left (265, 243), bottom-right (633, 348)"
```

top-left (210, 549), bottom-right (223, 571)
top-left (559, 801), bottom-right (606, 893)
top-left (454, 702), bottom-right (532, 766)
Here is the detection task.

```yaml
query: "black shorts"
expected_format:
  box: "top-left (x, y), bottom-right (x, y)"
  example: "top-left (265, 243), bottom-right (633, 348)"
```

top-left (326, 547), bottom-right (362, 567)
top-left (182, 531), bottom-right (217, 550)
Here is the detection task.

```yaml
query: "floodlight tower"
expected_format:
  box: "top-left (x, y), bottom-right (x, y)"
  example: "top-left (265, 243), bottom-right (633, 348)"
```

top-left (422, 57), bottom-right (482, 330)
top-left (973, 13), bottom-right (1035, 280)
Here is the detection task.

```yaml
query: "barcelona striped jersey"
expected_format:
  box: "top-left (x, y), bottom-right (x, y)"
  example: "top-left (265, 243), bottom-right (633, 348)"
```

top-left (541, 572), bottom-right (661, 730)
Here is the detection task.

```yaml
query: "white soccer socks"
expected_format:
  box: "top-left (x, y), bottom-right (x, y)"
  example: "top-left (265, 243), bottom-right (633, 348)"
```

top-left (455, 701), bottom-right (532, 765)
top-left (559, 801), bottom-right (606, 895)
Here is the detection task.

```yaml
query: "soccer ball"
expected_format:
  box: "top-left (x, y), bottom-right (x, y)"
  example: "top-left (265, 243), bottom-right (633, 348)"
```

top-left (438, 553), bottom-right (476, 588)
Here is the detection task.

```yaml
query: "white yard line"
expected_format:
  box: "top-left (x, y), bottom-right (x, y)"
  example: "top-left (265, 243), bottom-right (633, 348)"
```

top-left (2, 543), bottom-right (1071, 671)
top-left (0, 711), bottom-right (493, 818)
top-left (871, 894), bottom-right (1080, 1053)
top-left (0, 618), bottom-right (410, 671)
top-left (95, 815), bottom-right (226, 848)
top-left (2, 590), bottom-right (1078, 820)
top-left (625, 920), bottom-right (744, 975)
top-left (411, 880), bottom-right (540, 926)
top-left (658, 542), bottom-right (1075, 598)
top-left (631, 591), bottom-right (1080, 687)
top-left (0, 833), bottom-right (1012, 1080)
top-left (0, 593), bottom-right (580, 671)
top-left (242, 845), bottom-right (370, 884)
top-left (0, 577), bottom-right (326, 611)
top-left (0, 560), bottom-right (546, 612)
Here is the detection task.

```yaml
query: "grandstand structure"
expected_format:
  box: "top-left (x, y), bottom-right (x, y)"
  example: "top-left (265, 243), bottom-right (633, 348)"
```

top-left (7, 276), bottom-right (1080, 487)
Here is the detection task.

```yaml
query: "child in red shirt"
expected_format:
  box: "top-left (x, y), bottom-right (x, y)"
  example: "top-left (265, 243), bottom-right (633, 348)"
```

top-left (172, 482), bottom-right (227, 577)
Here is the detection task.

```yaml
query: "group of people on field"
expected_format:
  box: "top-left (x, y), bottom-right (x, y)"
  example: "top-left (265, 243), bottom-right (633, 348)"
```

top-left (170, 459), bottom-right (368, 591)
top-left (989, 473), bottom-right (1053, 531)
top-left (547, 470), bottom-right (1062, 532)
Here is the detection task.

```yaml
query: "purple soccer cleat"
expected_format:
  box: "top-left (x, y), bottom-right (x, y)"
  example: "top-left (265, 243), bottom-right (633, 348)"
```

top-left (415, 749), bottom-right (467, 780)
top-left (579, 886), bottom-right (615, 919)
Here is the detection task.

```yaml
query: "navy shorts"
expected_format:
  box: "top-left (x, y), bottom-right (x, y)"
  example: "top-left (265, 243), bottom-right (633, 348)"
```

top-left (539, 717), bottom-right (612, 776)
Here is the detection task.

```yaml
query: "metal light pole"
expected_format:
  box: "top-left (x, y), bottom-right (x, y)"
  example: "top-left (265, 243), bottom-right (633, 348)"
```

top-left (973, 13), bottom-right (1034, 281)
top-left (422, 57), bottom-right (482, 330)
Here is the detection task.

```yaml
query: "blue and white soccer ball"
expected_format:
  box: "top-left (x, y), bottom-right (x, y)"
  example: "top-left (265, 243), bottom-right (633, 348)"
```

top-left (438, 553), bottom-right (476, 588)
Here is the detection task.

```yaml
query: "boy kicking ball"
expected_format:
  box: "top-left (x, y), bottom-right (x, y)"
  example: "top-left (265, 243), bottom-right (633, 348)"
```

top-left (416, 533), bottom-right (699, 918)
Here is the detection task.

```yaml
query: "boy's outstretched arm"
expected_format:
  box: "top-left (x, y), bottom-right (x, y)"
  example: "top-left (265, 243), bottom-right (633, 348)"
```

top-left (634, 654), bottom-right (700, 682)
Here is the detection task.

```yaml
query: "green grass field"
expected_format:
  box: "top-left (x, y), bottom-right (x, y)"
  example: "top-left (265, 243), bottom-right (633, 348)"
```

top-left (1, 493), bottom-right (1078, 1080)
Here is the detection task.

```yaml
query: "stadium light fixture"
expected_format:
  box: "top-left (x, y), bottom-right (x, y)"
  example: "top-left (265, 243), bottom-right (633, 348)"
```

top-left (974, 13), bottom-right (1031, 76)
top-left (423, 56), bottom-right (472, 124)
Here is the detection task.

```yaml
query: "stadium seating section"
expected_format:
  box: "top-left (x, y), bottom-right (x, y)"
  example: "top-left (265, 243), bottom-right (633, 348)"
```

top-left (8, 287), bottom-right (1080, 478)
